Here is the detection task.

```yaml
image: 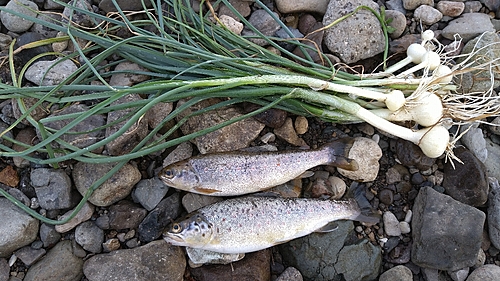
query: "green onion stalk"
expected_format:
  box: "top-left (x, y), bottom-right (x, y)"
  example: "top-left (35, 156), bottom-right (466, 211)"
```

top-left (0, 0), bottom-right (498, 224)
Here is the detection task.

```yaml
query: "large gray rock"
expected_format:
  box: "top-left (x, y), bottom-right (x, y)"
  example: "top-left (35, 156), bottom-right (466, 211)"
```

top-left (488, 178), bottom-right (500, 249)
top-left (31, 168), bottom-right (79, 210)
top-left (24, 240), bottom-right (84, 281)
top-left (322, 0), bottom-right (385, 64)
top-left (0, 0), bottom-right (38, 33)
top-left (411, 187), bottom-right (485, 271)
top-left (442, 13), bottom-right (495, 42)
top-left (0, 198), bottom-right (39, 257)
top-left (73, 162), bottom-right (141, 207)
top-left (83, 240), bottom-right (185, 281)
top-left (24, 58), bottom-right (78, 86)
top-left (335, 240), bottom-right (381, 281)
top-left (138, 193), bottom-right (181, 242)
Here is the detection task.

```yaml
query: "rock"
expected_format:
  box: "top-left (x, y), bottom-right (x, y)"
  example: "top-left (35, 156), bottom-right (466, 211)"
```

top-left (55, 202), bottom-right (94, 233)
top-left (399, 221), bottom-right (411, 234)
top-left (99, 0), bottom-right (152, 13)
top-left (322, 0), bottom-right (385, 64)
top-left (75, 221), bottom-right (104, 254)
top-left (294, 116), bottom-right (309, 135)
top-left (138, 193), bottom-right (181, 242)
top-left (109, 61), bottom-right (150, 87)
top-left (379, 265), bottom-right (413, 281)
top-left (218, 15), bottom-right (244, 35)
top-left (73, 162), bottom-right (141, 207)
top-left (190, 249), bottom-right (271, 281)
top-left (83, 240), bottom-right (185, 281)
top-left (387, 0), bottom-right (406, 13)
top-left (185, 247), bottom-right (244, 266)
top-left (437, 1), bottom-right (465, 17)
top-left (485, 139), bottom-right (500, 180)
top-left (337, 137), bottom-right (382, 182)
top-left (108, 200), bottom-right (147, 229)
top-left (182, 193), bottom-right (223, 213)
top-left (0, 198), bottom-right (39, 257)
top-left (245, 106), bottom-right (287, 129)
top-left (0, 166), bottom-right (18, 187)
top-left (24, 240), bottom-right (84, 281)
top-left (456, 31), bottom-right (500, 93)
top-left (488, 178), bottom-right (500, 249)
top-left (102, 238), bottom-right (120, 252)
top-left (275, 0), bottom-right (329, 14)
top-left (0, 258), bottom-right (8, 281)
top-left (105, 94), bottom-right (149, 155)
top-left (402, 0), bottom-right (433, 10)
top-left (11, 97), bottom-right (49, 125)
top-left (491, 117), bottom-right (500, 135)
top-left (442, 13), bottom-right (495, 42)
top-left (466, 264), bottom-right (500, 281)
top-left (384, 211), bottom-right (402, 236)
top-left (14, 246), bottom-right (46, 266)
top-left (132, 177), bottom-right (169, 211)
top-left (276, 267), bottom-right (303, 281)
top-left (448, 267), bottom-right (469, 281)
top-left (481, 0), bottom-right (500, 11)
top-left (460, 124), bottom-right (487, 162)
top-left (274, 117), bottom-right (307, 147)
top-left (31, 13), bottom-right (61, 39)
top-left (328, 176), bottom-right (346, 200)
top-left (268, 178), bottom-right (303, 198)
top-left (30, 168), bottom-right (79, 210)
top-left (218, 0), bottom-right (251, 19)
top-left (0, 0), bottom-right (38, 32)
top-left (162, 142), bottom-right (193, 167)
top-left (40, 223), bottom-right (61, 248)
top-left (12, 127), bottom-right (36, 168)
top-left (464, 1), bottom-right (483, 13)
top-left (379, 189), bottom-right (394, 205)
top-left (442, 146), bottom-right (489, 206)
top-left (335, 239), bottom-right (382, 281)
top-left (279, 221), bottom-right (354, 280)
top-left (242, 9), bottom-right (281, 46)
top-left (176, 98), bottom-right (264, 154)
top-left (411, 187), bottom-right (485, 271)
top-left (385, 10), bottom-right (407, 38)
top-left (413, 5), bottom-right (443, 25)
top-left (25, 58), bottom-right (78, 86)
top-left (146, 101), bottom-right (173, 130)
top-left (39, 103), bottom-right (106, 149)
top-left (395, 139), bottom-right (435, 171)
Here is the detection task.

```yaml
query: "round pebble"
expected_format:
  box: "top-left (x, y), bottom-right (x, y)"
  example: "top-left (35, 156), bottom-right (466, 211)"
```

top-left (294, 116), bottom-right (309, 135)
top-left (379, 189), bottom-right (394, 205)
top-left (0, 0), bottom-right (39, 33)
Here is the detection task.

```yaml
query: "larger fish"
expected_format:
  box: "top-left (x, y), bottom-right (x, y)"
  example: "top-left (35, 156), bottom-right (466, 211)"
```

top-left (159, 138), bottom-right (357, 196)
top-left (163, 187), bottom-right (378, 254)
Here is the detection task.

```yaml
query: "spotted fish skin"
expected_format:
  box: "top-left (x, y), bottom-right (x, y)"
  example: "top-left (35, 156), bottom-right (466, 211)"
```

top-left (158, 138), bottom-right (357, 196)
top-left (163, 193), bottom-right (377, 254)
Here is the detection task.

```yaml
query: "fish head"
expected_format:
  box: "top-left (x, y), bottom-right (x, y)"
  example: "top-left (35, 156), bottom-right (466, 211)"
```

top-left (158, 161), bottom-right (200, 190)
top-left (163, 213), bottom-right (214, 248)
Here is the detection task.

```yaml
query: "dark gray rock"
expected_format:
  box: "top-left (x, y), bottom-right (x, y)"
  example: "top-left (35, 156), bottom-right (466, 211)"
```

top-left (442, 146), bottom-right (489, 206)
top-left (108, 200), bottom-right (147, 230)
top-left (411, 187), bottom-right (485, 271)
top-left (488, 178), bottom-right (500, 249)
top-left (75, 221), bottom-right (104, 254)
top-left (395, 139), bottom-right (435, 171)
top-left (40, 223), bottom-right (61, 248)
top-left (279, 221), bottom-right (354, 280)
top-left (138, 193), bottom-right (181, 242)
top-left (24, 240), bottom-right (84, 281)
top-left (335, 240), bottom-right (381, 281)
top-left (99, 0), bottom-right (152, 13)
top-left (242, 9), bottom-right (281, 46)
top-left (73, 162), bottom-right (141, 207)
top-left (54, 201), bottom-right (95, 233)
top-left (0, 198), bottom-right (39, 257)
top-left (62, 0), bottom-right (94, 28)
top-left (14, 246), bottom-right (46, 266)
top-left (83, 240), bottom-right (185, 281)
top-left (31, 168), bottom-right (79, 210)
top-left (379, 265), bottom-right (413, 281)
top-left (132, 177), bottom-right (169, 211)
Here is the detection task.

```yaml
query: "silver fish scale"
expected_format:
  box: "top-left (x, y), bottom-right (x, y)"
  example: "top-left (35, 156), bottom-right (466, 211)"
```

top-left (190, 148), bottom-right (331, 195)
top-left (197, 196), bottom-right (360, 253)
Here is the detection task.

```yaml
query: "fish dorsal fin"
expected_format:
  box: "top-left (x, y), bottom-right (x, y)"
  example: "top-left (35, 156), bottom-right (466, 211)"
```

top-left (315, 221), bottom-right (339, 233)
top-left (194, 187), bottom-right (221, 195)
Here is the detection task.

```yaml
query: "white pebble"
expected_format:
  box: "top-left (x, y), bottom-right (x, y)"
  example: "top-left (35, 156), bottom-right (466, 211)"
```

top-left (9, 254), bottom-right (17, 266)
top-left (328, 176), bottom-right (346, 200)
top-left (260, 132), bottom-right (275, 144)
top-left (383, 211), bottom-right (402, 236)
top-left (399, 221), bottom-right (411, 234)
top-left (404, 210), bottom-right (413, 223)
top-left (371, 134), bottom-right (380, 143)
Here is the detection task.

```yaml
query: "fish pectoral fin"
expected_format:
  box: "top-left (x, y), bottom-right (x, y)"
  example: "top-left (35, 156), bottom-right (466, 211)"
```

top-left (315, 222), bottom-right (339, 233)
top-left (194, 187), bottom-right (221, 195)
top-left (330, 155), bottom-right (359, 171)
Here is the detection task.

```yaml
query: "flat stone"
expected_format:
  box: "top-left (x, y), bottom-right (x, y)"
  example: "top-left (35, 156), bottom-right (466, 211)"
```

top-left (395, 139), bottom-right (435, 171)
top-left (484, 139), bottom-right (500, 181)
top-left (24, 58), bottom-right (78, 86)
top-left (31, 168), bottom-right (79, 210)
top-left (384, 211), bottom-right (402, 236)
top-left (132, 177), bottom-right (169, 211)
top-left (437, 1), bottom-right (465, 17)
top-left (40, 223), bottom-right (61, 248)
top-left (218, 0), bottom-right (251, 19)
top-left (73, 162), bottom-right (141, 207)
top-left (335, 240), bottom-right (382, 281)
top-left (138, 193), bottom-right (181, 242)
top-left (161, 142), bottom-right (193, 167)
top-left (146, 102), bottom-right (173, 129)
top-left (83, 240), bottom-right (185, 281)
top-left (176, 98), bottom-right (264, 154)
top-left (0, 198), bottom-right (39, 257)
top-left (442, 146), bottom-right (489, 206)
top-left (414, 5), bottom-right (443, 25)
top-left (108, 200), bottom-right (147, 230)
top-left (0, 0), bottom-right (38, 33)
top-left (275, 0), bottom-right (330, 14)
top-left (448, 267), bottom-right (469, 281)
top-left (75, 221), bottom-right (104, 254)
top-left (411, 187), bottom-right (485, 271)
top-left (109, 61), bottom-right (150, 86)
top-left (466, 264), bottom-right (500, 281)
top-left (442, 13), bottom-right (495, 42)
top-left (337, 137), bottom-right (382, 182)
top-left (24, 240), bottom-right (84, 281)
top-left (14, 246), bottom-right (45, 266)
top-left (55, 202), bottom-right (95, 233)
top-left (322, 0), bottom-right (385, 64)
top-left (99, 0), bottom-right (152, 13)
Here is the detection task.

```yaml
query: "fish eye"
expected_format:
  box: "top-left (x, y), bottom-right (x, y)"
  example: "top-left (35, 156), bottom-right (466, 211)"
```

top-left (171, 223), bottom-right (182, 233)
top-left (161, 169), bottom-right (175, 179)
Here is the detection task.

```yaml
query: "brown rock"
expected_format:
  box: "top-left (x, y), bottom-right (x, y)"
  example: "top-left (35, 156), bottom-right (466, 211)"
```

top-left (0, 166), bottom-right (19, 187)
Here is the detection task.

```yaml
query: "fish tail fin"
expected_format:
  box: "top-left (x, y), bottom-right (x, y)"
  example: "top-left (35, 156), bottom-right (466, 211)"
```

top-left (322, 138), bottom-right (358, 171)
top-left (348, 183), bottom-right (380, 225)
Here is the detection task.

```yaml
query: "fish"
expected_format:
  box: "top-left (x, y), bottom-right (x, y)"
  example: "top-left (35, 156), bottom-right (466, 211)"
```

top-left (158, 138), bottom-right (358, 196)
top-left (163, 185), bottom-right (379, 254)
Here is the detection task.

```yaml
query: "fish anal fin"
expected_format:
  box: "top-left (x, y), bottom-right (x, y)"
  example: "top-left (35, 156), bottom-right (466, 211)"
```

top-left (315, 221), bottom-right (339, 233)
top-left (330, 156), bottom-right (359, 171)
top-left (322, 138), bottom-right (359, 171)
top-left (194, 187), bottom-right (221, 195)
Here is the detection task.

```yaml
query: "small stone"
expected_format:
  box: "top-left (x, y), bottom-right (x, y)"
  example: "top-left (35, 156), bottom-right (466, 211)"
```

top-left (108, 201), bottom-right (147, 230)
top-left (244, 104), bottom-right (287, 129)
top-left (337, 137), bottom-right (382, 182)
top-left (125, 238), bottom-right (139, 248)
top-left (460, 125), bottom-right (487, 162)
top-left (399, 221), bottom-right (411, 234)
top-left (464, 1), bottom-right (482, 13)
top-left (242, 10), bottom-right (281, 46)
top-left (294, 116), bottom-right (309, 135)
top-left (358, 123), bottom-right (375, 136)
top-left (275, 0), bottom-right (329, 14)
top-left (384, 10), bottom-right (407, 38)
top-left (386, 167), bottom-right (403, 184)
top-left (466, 264), bottom-right (500, 281)
top-left (260, 132), bottom-right (276, 144)
top-left (275, 267), bottom-right (303, 281)
top-left (182, 193), bottom-right (223, 213)
top-left (102, 238), bottom-right (120, 252)
top-left (402, 0), bottom-right (433, 10)
top-left (14, 246), bottom-right (46, 266)
top-left (31, 168), bottom-right (78, 210)
top-left (138, 193), bottom-right (181, 242)
top-left (488, 178), bottom-right (500, 249)
top-left (218, 15), bottom-right (243, 35)
top-left (99, 0), bottom-right (152, 13)
top-left (162, 142), bottom-right (193, 167)
top-left (109, 61), bottom-right (150, 87)
top-left (0, 258), bottom-right (8, 281)
top-left (384, 211), bottom-right (402, 236)
top-left (25, 58), bottom-right (78, 86)
top-left (133, 177), bottom-right (169, 211)
top-left (0, 198), bottom-right (39, 257)
top-left (12, 128), bottom-right (36, 168)
top-left (0, 0), bottom-right (38, 32)
top-left (268, 178), bottom-right (302, 198)
top-left (404, 210), bottom-right (413, 223)
top-left (328, 176), bottom-right (346, 200)
top-left (335, 239), bottom-right (382, 281)
top-left (0, 166), bottom-right (18, 187)
top-left (437, 1), bottom-right (465, 17)
top-left (414, 5), bottom-right (443, 25)
top-left (448, 267), bottom-right (469, 281)
top-left (395, 139), bottom-right (435, 171)
top-left (55, 202), bottom-right (94, 233)
top-left (475, 248), bottom-right (486, 268)
top-left (379, 265), bottom-right (413, 281)
top-left (75, 221), bottom-right (104, 254)
top-left (186, 247), bottom-right (244, 266)
top-left (379, 189), bottom-right (394, 205)
top-left (218, 0), bottom-right (251, 18)
top-left (274, 117), bottom-right (307, 147)
top-left (40, 223), bottom-right (61, 248)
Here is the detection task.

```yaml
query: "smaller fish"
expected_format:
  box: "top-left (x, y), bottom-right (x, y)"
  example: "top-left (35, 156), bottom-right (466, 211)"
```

top-left (163, 185), bottom-right (379, 254)
top-left (159, 138), bottom-right (358, 196)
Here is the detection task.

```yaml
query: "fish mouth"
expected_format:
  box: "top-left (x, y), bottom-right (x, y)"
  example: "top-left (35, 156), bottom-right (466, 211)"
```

top-left (163, 232), bottom-right (185, 246)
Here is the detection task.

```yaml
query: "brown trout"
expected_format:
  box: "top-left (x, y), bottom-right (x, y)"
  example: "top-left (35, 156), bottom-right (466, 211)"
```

top-left (163, 187), bottom-right (378, 254)
top-left (159, 138), bottom-right (357, 196)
